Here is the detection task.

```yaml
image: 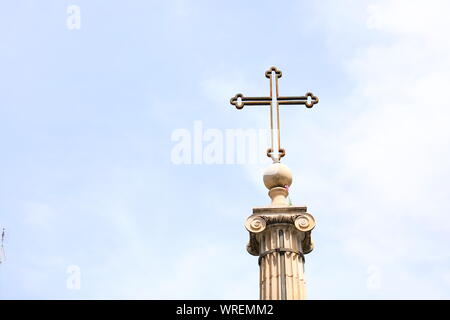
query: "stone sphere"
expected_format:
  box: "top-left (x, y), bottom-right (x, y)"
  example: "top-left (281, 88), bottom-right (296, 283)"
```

top-left (263, 163), bottom-right (293, 190)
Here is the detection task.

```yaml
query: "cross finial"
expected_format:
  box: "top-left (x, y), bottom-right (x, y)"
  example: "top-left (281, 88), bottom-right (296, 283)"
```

top-left (230, 67), bottom-right (319, 163)
top-left (265, 66), bottom-right (282, 79)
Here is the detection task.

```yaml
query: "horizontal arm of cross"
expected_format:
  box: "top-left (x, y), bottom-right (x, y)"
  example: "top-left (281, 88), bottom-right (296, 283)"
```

top-left (230, 94), bottom-right (271, 109)
top-left (230, 92), bottom-right (319, 109)
top-left (278, 93), bottom-right (319, 108)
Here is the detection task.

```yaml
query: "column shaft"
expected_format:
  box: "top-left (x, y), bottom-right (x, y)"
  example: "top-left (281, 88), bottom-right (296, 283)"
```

top-left (258, 225), bottom-right (306, 300)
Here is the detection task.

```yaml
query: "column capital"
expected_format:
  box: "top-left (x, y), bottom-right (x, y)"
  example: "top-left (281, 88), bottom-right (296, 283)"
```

top-left (245, 206), bottom-right (315, 256)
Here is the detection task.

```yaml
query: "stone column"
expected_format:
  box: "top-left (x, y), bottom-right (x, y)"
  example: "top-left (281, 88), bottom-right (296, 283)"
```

top-left (245, 163), bottom-right (315, 300)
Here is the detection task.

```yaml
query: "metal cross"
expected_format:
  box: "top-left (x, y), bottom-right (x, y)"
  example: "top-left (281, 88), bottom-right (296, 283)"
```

top-left (230, 66), bottom-right (319, 163)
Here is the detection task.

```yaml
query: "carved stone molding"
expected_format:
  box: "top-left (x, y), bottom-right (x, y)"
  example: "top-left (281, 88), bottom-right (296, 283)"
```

top-left (294, 213), bottom-right (315, 232)
top-left (253, 205), bottom-right (307, 215)
top-left (245, 216), bottom-right (267, 233)
top-left (245, 212), bottom-right (315, 232)
top-left (245, 209), bottom-right (315, 256)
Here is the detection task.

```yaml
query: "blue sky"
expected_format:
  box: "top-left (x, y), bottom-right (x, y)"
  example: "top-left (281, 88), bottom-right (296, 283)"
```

top-left (1, 0), bottom-right (450, 299)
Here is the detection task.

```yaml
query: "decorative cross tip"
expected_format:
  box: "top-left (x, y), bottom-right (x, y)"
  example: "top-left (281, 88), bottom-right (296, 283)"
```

top-left (265, 66), bottom-right (282, 79)
top-left (304, 92), bottom-right (319, 108)
top-left (267, 148), bottom-right (285, 160)
top-left (230, 93), bottom-right (245, 109)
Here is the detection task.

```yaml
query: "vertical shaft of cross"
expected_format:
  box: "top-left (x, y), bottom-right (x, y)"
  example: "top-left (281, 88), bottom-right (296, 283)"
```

top-left (269, 71), bottom-right (281, 163)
